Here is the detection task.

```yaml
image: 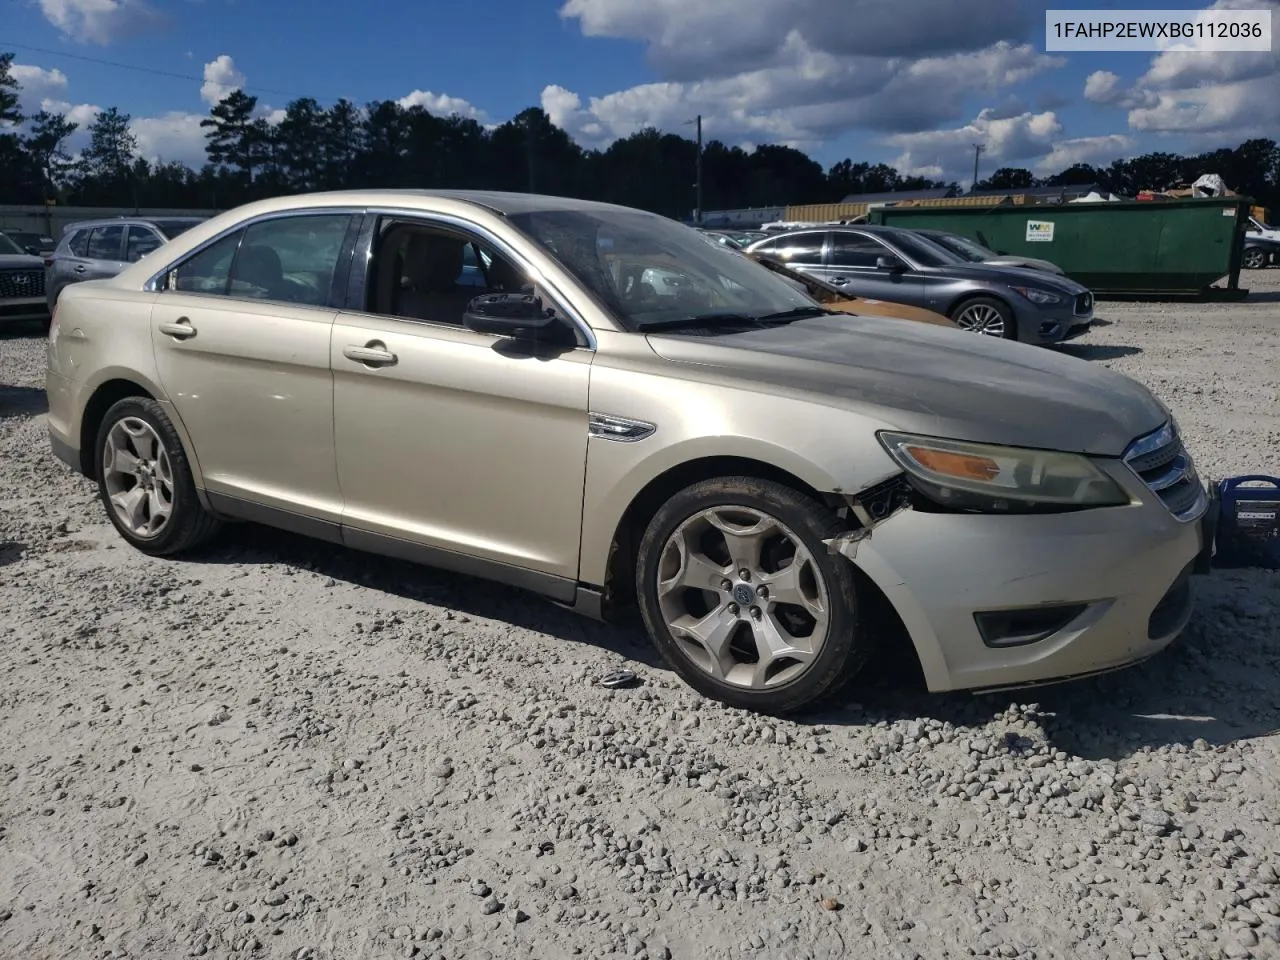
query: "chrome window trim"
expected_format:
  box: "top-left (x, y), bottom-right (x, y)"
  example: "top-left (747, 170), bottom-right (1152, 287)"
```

top-left (356, 206), bottom-right (598, 351)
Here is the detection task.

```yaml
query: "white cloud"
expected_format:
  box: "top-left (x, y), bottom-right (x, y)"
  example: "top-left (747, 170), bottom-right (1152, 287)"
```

top-left (1083, 70), bottom-right (1123, 104)
top-left (885, 108), bottom-right (1065, 184)
top-left (547, 0), bottom-right (1065, 150)
top-left (544, 38), bottom-right (1063, 150)
top-left (39, 0), bottom-right (164, 45)
top-left (11, 64), bottom-right (70, 113)
top-left (201, 55), bottom-right (246, 107)
top-left (1034, 134), bottom-right (1136, 175)
top-left (131, 111), bottom-right (208, 167)
top-left (1105, 0), bottom-right (1280, 138)
top-left (396, 90), bottom-right (489, 122)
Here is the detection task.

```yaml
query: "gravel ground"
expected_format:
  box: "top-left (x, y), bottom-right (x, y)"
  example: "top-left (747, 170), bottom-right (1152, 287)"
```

top-left (2, 272), bottom-right (1279, 960)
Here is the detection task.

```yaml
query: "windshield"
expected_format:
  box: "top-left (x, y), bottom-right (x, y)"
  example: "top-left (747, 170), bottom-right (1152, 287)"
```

top-left (0, 233), bottom-right (24, 255)
top-left (507, 207), bottom-right (817, 330)
top-left (928, 232), bottom-right (996, 262)
top-left (886, 230), bottom-right (966, 268)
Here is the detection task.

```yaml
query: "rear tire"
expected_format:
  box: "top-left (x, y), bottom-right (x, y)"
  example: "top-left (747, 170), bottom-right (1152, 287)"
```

top-left (94, 397), bottom-right (221, 556)
top-left (950, 295), bottom-right (1016, 339)
top-left (1241, 247), bottom-right (1268, 270)
top-left (635, 476), bottom-right (874, 714)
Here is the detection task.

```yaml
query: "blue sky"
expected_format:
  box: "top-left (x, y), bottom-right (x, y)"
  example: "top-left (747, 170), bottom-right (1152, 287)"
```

top-left (5, 0), bottom-right (1278, 183)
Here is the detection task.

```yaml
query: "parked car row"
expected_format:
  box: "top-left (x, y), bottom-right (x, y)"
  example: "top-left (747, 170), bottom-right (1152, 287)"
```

top-left (45, 188), bottom-right (1213, 714)
top-left (1244, 215), bottom-right (1280, 269)
top-left (0, 217), bottom-right (208, 330)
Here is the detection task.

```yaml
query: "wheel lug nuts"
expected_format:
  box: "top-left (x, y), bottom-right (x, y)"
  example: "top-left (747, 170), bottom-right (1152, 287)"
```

top-left (738, 569), bottom-right (751, 581)
top-left (750, 606), bottom-right (762, 619)
top-left (727, 603), bottom-right (739, 615)
top-left (757, 586), bottom-right (769, 599)
top-left (721, 579), bottom-right (733, 591)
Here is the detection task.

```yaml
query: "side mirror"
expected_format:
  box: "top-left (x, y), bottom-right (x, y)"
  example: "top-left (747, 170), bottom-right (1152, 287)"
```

top-left (463, 292), bottom-right (558, 339)
top-left (876, 255), bottom-right (903, 271)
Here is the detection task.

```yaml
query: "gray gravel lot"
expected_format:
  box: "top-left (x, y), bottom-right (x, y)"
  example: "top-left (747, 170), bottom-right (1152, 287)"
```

top-left (2, 271), bottom-right (1279, 960)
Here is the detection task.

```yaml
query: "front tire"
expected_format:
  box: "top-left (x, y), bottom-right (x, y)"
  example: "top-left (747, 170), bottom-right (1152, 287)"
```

top-left (950, 295), bottom-right (1016, 339)
top-left (635, 477), bottom-right (873, 714)
top-left (94, 397), bottom-right (221, 556)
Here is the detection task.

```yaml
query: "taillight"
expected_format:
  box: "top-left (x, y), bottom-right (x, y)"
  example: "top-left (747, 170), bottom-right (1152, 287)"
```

top-left (43, 258), bottom-right (55, 268)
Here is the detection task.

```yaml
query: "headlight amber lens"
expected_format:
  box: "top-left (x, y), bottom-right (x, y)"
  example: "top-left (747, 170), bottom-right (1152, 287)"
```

top-left (878, 431), bottom-right (1131, 510)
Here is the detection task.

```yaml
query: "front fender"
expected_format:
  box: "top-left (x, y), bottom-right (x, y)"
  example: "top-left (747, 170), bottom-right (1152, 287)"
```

top-left (577, 358), bottom-right (901, 585)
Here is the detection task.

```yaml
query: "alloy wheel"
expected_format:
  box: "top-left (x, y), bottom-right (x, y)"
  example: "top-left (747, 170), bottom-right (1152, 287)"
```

top-left (954, 302), bottom-right (1006, 336)
top-left (102, 417), bottom-right (175, 539)
top-left (655, 506), bottom-right (830, 690)
top-left (1242, 248), bottom-right (1267, 269)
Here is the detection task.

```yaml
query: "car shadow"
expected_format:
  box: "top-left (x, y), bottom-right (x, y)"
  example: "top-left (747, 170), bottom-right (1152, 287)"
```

top-left (1056, 343), bottom-right (1143, 361)
top-left (0, 541), bottom-right (26, 567)
top-left (194, 522), bottom-right (666, 669)
top-left (1086, 317), bottom-right (1113, 327)
top-left (0, 385), bottom-right (49, 416)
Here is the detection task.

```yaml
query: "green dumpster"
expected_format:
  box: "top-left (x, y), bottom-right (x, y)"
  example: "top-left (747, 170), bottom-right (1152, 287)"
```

top-left (869, 196), bottom-right (1253, 296)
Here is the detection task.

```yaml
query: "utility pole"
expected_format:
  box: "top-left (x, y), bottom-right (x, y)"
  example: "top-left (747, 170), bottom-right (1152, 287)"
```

top-left (695, 114), bottom-right (703, 226)
top-left (972, 143), bottom-right (984, 192)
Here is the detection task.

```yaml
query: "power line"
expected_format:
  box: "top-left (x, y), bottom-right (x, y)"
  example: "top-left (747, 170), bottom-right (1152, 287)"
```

top-left (0, 40), bottom-right (326, 101)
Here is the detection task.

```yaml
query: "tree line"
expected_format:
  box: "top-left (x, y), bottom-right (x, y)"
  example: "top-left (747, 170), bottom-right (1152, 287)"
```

top-left (3, 52), bottom-right (1278, 217)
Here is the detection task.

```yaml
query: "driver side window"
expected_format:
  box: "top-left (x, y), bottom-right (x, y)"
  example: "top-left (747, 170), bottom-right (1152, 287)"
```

top-left (367, 220), bottom-right (529, 327)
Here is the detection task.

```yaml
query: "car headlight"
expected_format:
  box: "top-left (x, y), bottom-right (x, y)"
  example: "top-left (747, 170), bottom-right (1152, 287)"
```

top-left (877, 431), bottom-right (1131, 513)
top-left (1011, 286), bottom-right (1062, 305)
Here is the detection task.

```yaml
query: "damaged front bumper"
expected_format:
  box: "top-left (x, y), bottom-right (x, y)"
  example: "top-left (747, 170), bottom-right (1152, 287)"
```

top-left (821, 472), bottom-right (1205, 694)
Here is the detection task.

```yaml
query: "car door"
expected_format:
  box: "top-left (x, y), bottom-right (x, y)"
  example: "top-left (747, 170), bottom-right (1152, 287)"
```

top-left (330, 212), bottom-right (592, 588)
top-left (149, 210), bottom-right (358, 528)
top-left (826, 231), bottom-right (926, 307)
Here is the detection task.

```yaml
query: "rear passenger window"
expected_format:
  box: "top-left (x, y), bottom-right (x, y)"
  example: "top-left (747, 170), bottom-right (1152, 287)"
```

top-left (87, 225), bottom-right (124, 260)
top-left (769, 232), bottom-right (824, 264)
top-left (170, 230), bottom-right (243, 294)
top-left (68, 230), bottom-right (89, 257)
top-left (229, 215), bottom-right (352, 306)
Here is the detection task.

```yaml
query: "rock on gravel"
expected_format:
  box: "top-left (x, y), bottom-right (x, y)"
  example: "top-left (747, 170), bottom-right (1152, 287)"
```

top-left (2, 275), bottom-right (1280, 960)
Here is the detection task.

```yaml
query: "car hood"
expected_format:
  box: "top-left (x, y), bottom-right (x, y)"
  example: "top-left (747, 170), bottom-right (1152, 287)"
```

top-left (646, 314), bottom-right (1165, 456)
top-left (0, 254), bottom-right (45, 270)
top-left (921, 261), bottom-right (1087, 293)
top-left (983, 255), bottom-right (1065, 275)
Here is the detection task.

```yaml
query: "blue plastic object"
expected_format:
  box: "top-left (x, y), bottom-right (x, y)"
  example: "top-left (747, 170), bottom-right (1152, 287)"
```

top-left (1214, 476), bottom-right (1280, 570)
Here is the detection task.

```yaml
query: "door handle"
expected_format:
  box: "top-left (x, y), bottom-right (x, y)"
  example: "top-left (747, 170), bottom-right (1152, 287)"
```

top-left (831, 277), bottom-right (850, 285)
top-left (343, 342), bottom-right (398, 367)
top-left (159, 318), bottom-right (197, 340)
top-left (74, 265), bottom-right (87, 274)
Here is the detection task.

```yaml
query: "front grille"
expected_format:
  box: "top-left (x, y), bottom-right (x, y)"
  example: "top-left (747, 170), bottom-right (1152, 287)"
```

top-left (0, 268), bottom-right (46, 299)
top-left (1123, 420), bottom-right (1205, 521)
top-left (1074, 292), bottom-right (1093, 315)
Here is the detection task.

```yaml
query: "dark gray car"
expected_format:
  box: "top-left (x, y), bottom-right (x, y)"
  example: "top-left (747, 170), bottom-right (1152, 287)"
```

top-left (46, 216), bottom-right (205, 310)
top-left (744, 225), bottom-right (1094, 345)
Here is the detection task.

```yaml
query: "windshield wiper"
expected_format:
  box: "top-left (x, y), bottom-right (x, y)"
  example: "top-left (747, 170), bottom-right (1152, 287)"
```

top-left (754, 306), bottom-right (835, 324)
top-left (638, 305), bottom-right (834, 334)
